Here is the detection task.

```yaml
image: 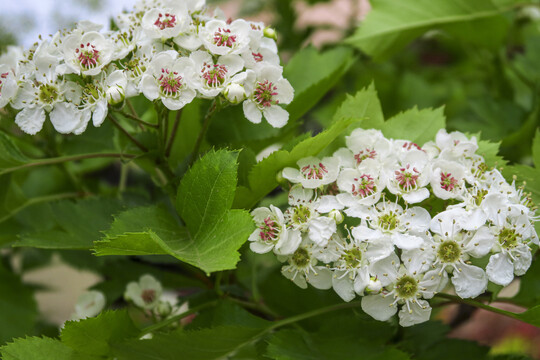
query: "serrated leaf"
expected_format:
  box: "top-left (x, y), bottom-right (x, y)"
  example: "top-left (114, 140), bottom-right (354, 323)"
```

top-left (1, 337), bottom-right (75, 360)
top-left (233, 117), bottom-right (355, 209)
top-left (61, 310), bottom-right (139, 356)
top-left (379, 106), bottom-right (446, 146)
top-left (0, 264), bottom-right (38, 344)
top-left (477, 138), bottom-right (508, 168)
top-left (15, 197), bottom-right (124, 250)
top-left (346, 0), bottom-right (507, 60)
top-left (176, 149), bottom-right (238, 236)
top-left (332, 83), bottom-right (385, 127)
top-left (284, 46), bottom-right (355, 122)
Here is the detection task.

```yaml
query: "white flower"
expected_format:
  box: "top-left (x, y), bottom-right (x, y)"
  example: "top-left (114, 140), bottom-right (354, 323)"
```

top-left (187, 50), bottom-right (245, 98)
top-left (0, 65), bottom-right (18, 108)
top-left (384, 150), bottom-right (431, 204)
top-left (282, 156), bottom-right (340, 189)
top-left (430, 160), bottom-right (466, 200)
top-left (125, 274), bottom-right (163, 310)
top-left (435, 129), bottom-right (478, 161)
top-left (141, 51), bottom-right (196, 110)
top-left (224, 83), bottom-right (246, 104)
top-left (280, 242), bottom-right (332, 290)
top-left (336, 165), bottom-right (383, 208)
top-left (336, 129), bottom-right (393, 169)
top-left (241, 38), bottom-right (280, 69)
top-left (243, 65), bottom-right (294, 128)
top-left (141, 5), bottom-right (188, 40)
top-left (105, 70), bottom-right (128, 105)
top-left (362, 253), bottom-right (443, 327)
top-left (248, 205), bottom-right (301, 255)
top-left (61, 31), bottom-right (113, 76)
top-left (200, 19), bottom-right (252, 56)
top-left (73, 290), bottom-right (106, 320)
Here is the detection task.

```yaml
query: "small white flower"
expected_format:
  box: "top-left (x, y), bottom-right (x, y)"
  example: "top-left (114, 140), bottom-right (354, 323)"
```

top-left (200, 19), bottom-right (252, 56)
top-left (0, 65), bottom-right (18, 108)
top-left (430, 160), bottom-right (466, 200)
top-left (105, 70), bottom-right (128, 105)
top-left (142, 5), bottom-right (188, 40)
top-left (280, 242), bottom-right (332, 290)
top-left (243, 65), bottom-right (294, 128)
top-left (282, 156), bottom-right (340, 189)
top-left (62, 31), bottom-right (113, 76)
top-left (73, 290), bottom-right (106, 320)
top-left (125, 274), bottom-right (163, 310)
top-left (435, 129), bottom-right (478, 161)
top-left (248, 205), bottom-right (301, 255)
top-left (224, 83), bottom-right (246, 104)
top-left (384, 150), bottom-right (431, 204)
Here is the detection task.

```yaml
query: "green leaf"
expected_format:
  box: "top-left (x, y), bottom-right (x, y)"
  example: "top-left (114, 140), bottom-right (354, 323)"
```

top-left (514, 304), bottom-right (540, 328)
top-left (0, 131), bottom-right (29, 169)
top-left (96, 150), bottom-right (254, 273)
top-left (346, 0), bottom-right (508, 60)
top-left (1, 337), bottom-right (75, 360)
top-left (176, 149), bottom-right (239, 236)
top-left (284, 46), bottom-right (355, 122)
top-left (532, 129), bottom-right (540, 168)
top-left (111, 326), bottom-right (265, 360)
top-left (332, 83), bottom-right (385, 128)
top-left (61, 310), bottom-right (139, 357)
top-left (233, 117), bottom-right (355, 209)
top-left (0, 264), bottom-right (38, 345)
top-left (477, 138), bottom-right (507, 169)
top-left (513, 259), bottom-right (540, 307)
top-left (379, 106), bottom-right (446, 146)
top-left (16, 197), bottom-right (124, 250)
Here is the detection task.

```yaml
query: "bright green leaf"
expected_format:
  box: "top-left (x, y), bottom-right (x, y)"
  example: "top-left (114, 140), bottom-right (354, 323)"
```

top-left (379, 106), bottom-right (446, 146)
top-left (1, 337), bottom-right (75, 360)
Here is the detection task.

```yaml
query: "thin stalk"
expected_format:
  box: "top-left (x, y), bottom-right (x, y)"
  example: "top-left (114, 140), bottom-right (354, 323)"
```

top-left (227, 297), bottom-right (280, 319)
top-left (126, 98), bottom-right (138, 117)
top-left (0, 192), bottom-right (84, 224)
top-left (190, 100), bottom-right (218, 166)
top-left (108, 114), bottom-right (149, 152)
top-left (434, 293), bottom-right (522, 321)
top-left (115, 110), bottom-right (159, 129)
top-left (165, 109), bottom-right (182, 157)
top-left (0, 153), bottom-right (137, 176)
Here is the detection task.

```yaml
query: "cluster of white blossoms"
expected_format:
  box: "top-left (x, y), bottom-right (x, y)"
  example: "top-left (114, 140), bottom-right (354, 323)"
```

top-left (249, 128), bottom-right (539, 327)
top-left (0, 0), bottom-right (293, 135)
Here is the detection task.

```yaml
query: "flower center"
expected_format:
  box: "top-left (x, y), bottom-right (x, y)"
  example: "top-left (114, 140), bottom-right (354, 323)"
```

top-left (213, 28), bottom-right (237, 47)
top-left (158, 68), bottom-right (183, 97)
top-left (395, 276), bottom-right (418, 299)
top-left (440, 172), bottom-right (458, 191)
top-left (38, 84), bottom-right (59, 105)
top-left (76, 43), bottom-right (100, 70)
top-left (154, 13), bottom-right (177, 30)
top-left (252, 52), bottom-right (263, 62)
top-left (81, 83), bottom-right (102, 105)
top-left (291, 247), bottom-right (310, 268)
top-left (437, 240), bottom-right (462, 263)
top-left (341, 247), bottom-right (362, 269)
top-left (473, 189), bottom-right (488, 207)
top-left (291, 205), bottom-right (311, 225)
top-left (354, 148), bottom-right (376, 165)
top-left (351, 175), bottom-right (376, 198)
top-left (201, 63), bottom-right (227, 87)
top-left (402, 142), bottom-right (422, 151)
top-left (395, 165), bottom-right (419, 191)
top-left (301, 163), bottom-right (328, 180)
top-left (498, 227), bottom-right (520, 249)
top-left (378, 212), bottom-right (399, 231)
top-left (259, 216), bottom-right (280, 243)
top-left (254, 80), bottom-right (278, 108)
top-left (141, 289), bottom-right (156, 305)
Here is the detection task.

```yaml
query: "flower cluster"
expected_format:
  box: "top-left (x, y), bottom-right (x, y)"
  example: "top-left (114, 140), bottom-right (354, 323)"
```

top-left (249, 128), bottom-right (539, 327)
top-left (0, 0), bottom-right (293, 135)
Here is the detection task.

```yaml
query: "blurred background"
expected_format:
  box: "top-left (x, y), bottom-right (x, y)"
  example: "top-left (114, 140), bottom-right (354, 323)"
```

top-left (1, 0), bottom-right (540, 358)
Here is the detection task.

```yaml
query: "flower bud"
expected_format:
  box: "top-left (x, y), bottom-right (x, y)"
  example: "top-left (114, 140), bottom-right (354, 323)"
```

top-left (224, 83), bottom-right (246, 104)
top-left (328, 209), bottom-right (344, 224)
top-left (366, 278), bottom-right (382, 294)
top-left (156, 301), bottom-right (172, 317)
top-left (263, 27), bottom-right (277, 40)
top-left (106, 86), bottom-right (125, 106)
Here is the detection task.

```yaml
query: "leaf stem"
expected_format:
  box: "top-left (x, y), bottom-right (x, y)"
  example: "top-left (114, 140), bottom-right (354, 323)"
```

top-left (115, 110), bottom-right (159, 129)
top-left (108, 114), bottom-right (149, 152)
top-left (434, 293), bottom-right (521, 320)
top-left (165, 109), bottom-right (182, 158)
top-left (0, 153), bottom-right (137, 176)
top-left (190, 100), bottom-right (218, 166)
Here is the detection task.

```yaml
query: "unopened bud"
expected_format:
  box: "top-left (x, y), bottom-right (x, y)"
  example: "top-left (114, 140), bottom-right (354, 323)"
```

top-left (263, 27), bottom-right (277, 40)
top-left (224, 83), bottom-right (246, 104)
top-left (366, 278), bottom-right (382, 294)
top-left (107, 86), bottom-right (125, 106)
top-left (156, 301), bottom-right (172, 317)
top-left (328, 209), bottom-right (344, 224)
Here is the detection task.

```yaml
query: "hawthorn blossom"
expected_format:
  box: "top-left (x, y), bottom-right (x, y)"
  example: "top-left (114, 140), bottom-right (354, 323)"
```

top-left (61, 31), bottom-right (113, 76)
top-left (125, 274), bottom-right (163, 310)
top-left (248, 205), bottom-right (301, 255)
top-left (279, 241), bottom-right (333, 290)
top-left (282, 156), bottom-right (340, 189)
top-left (200, 19), bottom-right (253, 56)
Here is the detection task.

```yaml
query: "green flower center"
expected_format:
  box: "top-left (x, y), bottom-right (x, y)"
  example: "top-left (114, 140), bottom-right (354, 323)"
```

top-left (292, 247), bottom-right (310, 268)
top-left (498, 227), bottom-right (520, 249)
top-left (292, 205), bottom-right (311, 225)
top-left (395, 276), bottom-right (418, 299)
top-left (38, 84), bottom-right (59, 105)
top-left (437, 240), bottom-right (462, 263)
top-left (378, 212), bottom-right (399, 231)
top-left (341, 248), bottom-right (362, 269)
top-left (473, 189), bottom-right (488, 207)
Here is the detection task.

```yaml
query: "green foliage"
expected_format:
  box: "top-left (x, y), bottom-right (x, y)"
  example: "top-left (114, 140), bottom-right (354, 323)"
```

top-left (95, 150), bottom-right (254, 273)
top-left (346, 0), bottom-right (510, 60)
top-left (379, 106), bottom-right (446, 146)
top-left (1, 337), bottom-right (76, 360)
top-left (0, 131), bottom-right (29, 169)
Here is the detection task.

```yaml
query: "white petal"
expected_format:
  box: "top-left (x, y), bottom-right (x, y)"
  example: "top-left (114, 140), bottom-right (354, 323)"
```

top-left (370, 253), bottom-right (400, 286)
top-left (243, 100), bottom-right (262, 124)
top-left (361, 294), bottom-right (397, 322)
top-left (92, 99), bottom-right (108, 127)
top-left (392, 233), bottom-right (424, 250)
top-left (316, 195), bottom-right (343, 213)
top-left (402, 188), bottom-right (430, 204)
top-left (353, 267), bottom-right (370, 295)
top-left (332, 272), bottom-right (355, 302)
top-left (464, 226), bottom-right (494, 258)
top-left (15, 107), bottom-right (46, 135)
top-left (398, 299), bottom-right (431, 327)
top-left (275, 229), bottom-right (302, 255)
top-left (364, 241), bottom-right (394, 263)
top-left (306, 267), bottom-right (332, 290)
top-left (402, 207), bottom-right (431, 232)
top-left (461, 209), bottom-right (487, 231)
top-left (486, 253), bottom-right (514, 286)
top-left (452, 263), bottom-right (487, 298)
top-left (281, 266), bottom-right (307, 289)
top-left (514, 246), bottom-right (532, 276)
top-left (308, 217), bottom-right (336, 247)
top-left (263, 105), bottom-right (288, 128)
top-left (250, 241), bottom-right (273, 254)
top-left (50, 103), bottom-right (82, 134)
